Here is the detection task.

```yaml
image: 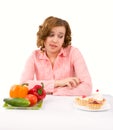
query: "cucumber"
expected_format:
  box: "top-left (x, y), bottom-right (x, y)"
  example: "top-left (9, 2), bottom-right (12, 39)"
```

top-left (3, 98), bottom-right (30, 107)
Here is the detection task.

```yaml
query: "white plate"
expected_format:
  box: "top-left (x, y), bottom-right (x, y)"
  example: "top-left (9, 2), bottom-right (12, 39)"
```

top-left (74, 102), bottom-right (111, 112)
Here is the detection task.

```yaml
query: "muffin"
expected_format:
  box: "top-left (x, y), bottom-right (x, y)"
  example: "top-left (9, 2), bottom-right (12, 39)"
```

top-left (75, 95), bottom-right (89, 106)
top-left (87, 99), bottom-right (104, 110)
top-left (87, 89), bottom-right (106, 110)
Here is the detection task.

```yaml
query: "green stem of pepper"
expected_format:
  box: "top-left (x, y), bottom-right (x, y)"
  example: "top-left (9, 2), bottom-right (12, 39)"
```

top-left (21, 83), bottom-right (29, 86)
top-left (37, 82), bottom-right (44, 95)
top-left (41, 82), bottom-right (44, 88)
top-left (38, 89), bottom-right (42, 95)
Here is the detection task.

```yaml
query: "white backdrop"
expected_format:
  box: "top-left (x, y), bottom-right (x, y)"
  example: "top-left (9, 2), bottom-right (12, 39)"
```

top-left (0, 0), bottom-right (113, 97)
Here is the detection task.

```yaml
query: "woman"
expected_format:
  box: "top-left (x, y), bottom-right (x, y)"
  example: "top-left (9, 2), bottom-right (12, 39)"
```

top-left (20, 16), bottom-right (92, 96)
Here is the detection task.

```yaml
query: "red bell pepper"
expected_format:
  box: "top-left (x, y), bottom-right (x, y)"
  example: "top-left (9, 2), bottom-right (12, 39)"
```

top-left (28, 83), bottom-right (46, 101)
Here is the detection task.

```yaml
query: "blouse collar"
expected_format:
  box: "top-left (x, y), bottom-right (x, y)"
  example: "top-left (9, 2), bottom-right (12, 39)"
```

top-left (39, 46), bottom-right (70, 60)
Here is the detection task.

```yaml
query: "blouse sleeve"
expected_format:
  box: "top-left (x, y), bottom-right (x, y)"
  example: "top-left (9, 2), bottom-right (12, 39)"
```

top-left (20, 51), bottom-right (54, 93)
top-left (71, 48), bottom-right (92, 95)
top-left (20, 53), bottom-right (35, 83)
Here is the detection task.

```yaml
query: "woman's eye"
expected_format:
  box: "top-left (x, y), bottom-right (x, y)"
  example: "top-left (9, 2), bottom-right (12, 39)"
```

top-left (58, 35), bottom-right (64, 39)
top-left (49, 33), bottom-right (64, 39)
top-left (49, 33), bottom-right (54, 37)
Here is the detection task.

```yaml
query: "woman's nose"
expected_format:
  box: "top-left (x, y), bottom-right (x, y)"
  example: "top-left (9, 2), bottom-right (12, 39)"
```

top-left (53, 36), bottom-right (58, 42)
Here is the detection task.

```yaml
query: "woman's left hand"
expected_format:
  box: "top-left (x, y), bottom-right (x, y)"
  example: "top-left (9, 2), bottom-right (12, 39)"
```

top-left (54, 77), bottom-right (80, 88)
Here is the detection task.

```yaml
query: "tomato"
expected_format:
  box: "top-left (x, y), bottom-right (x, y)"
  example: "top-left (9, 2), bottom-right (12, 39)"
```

top-left (25, 94), bottom-right (38, 106)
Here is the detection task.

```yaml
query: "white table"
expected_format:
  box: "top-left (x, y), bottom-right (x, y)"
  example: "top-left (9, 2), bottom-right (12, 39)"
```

top-left (0, 95), bottom-right (113, 130)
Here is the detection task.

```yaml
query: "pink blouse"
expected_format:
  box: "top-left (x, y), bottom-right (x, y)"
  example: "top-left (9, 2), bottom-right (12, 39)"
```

top-left (20, 45), bottom-right (92, 96)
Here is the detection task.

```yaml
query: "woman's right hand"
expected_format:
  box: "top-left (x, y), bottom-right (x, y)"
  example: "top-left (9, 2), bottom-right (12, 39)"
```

top-left (54, 77), bottom-right (80, 88)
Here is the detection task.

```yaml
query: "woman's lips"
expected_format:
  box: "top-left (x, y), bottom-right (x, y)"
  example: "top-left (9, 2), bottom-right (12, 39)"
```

top-left (49, 44), bottom-right (57, 48)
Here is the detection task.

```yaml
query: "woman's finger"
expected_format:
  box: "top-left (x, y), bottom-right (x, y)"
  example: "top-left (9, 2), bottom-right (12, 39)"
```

top-left (73, 77), bottom-right (80, 85)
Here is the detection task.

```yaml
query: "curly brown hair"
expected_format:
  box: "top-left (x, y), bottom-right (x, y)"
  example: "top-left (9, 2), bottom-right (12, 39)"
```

top-left (36, 16), bottom-right (72, 50)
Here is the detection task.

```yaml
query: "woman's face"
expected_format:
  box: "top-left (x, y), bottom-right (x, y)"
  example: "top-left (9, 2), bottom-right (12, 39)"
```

top-left (44, 26), bottom-right (66, 55)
